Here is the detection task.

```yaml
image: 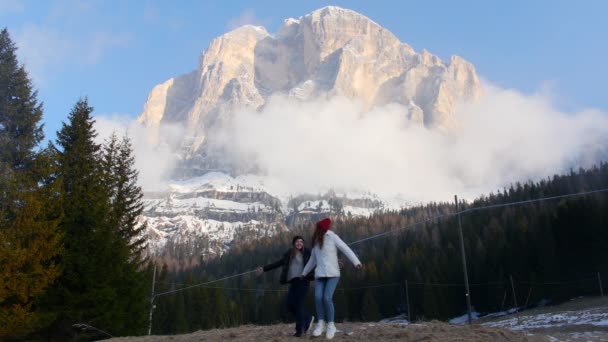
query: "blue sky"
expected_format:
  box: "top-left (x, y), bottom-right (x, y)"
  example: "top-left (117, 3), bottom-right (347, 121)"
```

top-left (1, 0), bottom-right (607, 142)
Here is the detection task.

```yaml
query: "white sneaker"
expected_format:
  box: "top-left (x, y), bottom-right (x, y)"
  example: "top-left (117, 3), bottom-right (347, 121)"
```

top-left (312, 320), bottom-right (325, 337)
top-left (326, 322), bottom-right (336, 340)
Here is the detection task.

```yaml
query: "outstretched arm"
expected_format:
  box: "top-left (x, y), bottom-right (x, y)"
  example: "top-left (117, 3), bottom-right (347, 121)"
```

top-left (334, 234), bottom-right (361, 267)
top-left (302, 249), bottom-right (317, 276)
top-left (259, 254), bottom-right (286, 274)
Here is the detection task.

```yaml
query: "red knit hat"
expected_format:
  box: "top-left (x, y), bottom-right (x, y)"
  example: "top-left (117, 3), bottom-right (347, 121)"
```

top-left (316, 217), bottom-right (332, 231)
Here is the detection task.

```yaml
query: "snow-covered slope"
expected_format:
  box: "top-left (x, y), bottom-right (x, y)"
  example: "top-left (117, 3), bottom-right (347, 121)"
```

top-left (141, 173), bottom-right (281, 259)
top-left (141, 172), bottom-right (410, 262)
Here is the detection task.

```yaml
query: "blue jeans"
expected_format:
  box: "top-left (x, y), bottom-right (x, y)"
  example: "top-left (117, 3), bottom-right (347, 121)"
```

top-left (314, 277), bottom-right (340, 323)
top-left (286, 278), bottom-right (311, 333)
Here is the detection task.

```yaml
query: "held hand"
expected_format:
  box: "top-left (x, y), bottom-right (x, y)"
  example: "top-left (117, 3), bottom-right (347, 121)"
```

top-left (255, 267), bottom-right (264, 276)
top-left (355, 263), bottom-right (363, 270)
top-left (338, 258), bottom-right (345, 269)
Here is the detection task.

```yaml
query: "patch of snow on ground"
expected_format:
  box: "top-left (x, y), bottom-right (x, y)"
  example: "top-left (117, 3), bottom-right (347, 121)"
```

top-left (380, 314), bottom-right (409, 325)
top-left (483, 307), bottom-right (608, 330)
top-left (449, 311), bottom-right (481, 325)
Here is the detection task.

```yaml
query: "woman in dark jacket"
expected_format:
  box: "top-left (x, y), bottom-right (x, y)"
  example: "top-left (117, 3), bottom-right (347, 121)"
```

top-left (256, 236), bottom-right (314, 337)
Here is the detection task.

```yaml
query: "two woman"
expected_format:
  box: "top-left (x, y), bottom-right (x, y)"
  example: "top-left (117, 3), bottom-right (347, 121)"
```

top-left (258, 218), bottom-right (362, 340)
top-left (256, 235), bottom-right (314, 337)
top-left (302, 217), bottom-right (362, 340)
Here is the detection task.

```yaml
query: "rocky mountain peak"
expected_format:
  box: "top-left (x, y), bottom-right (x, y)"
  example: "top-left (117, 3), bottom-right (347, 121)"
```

top-left (138, 5), bottom-right (482, 170)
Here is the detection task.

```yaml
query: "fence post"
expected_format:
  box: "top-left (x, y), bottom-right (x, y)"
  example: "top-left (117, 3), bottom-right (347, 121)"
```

top-left (404, 280), bottom-right (411, 322)
top-left (598, 272), bottom-right (604, 297)
top-left (524, 287), bottom-right (532, 309)
top-left (510, 275), bottom-right (521, 326)
top-left (148, 263), bottom-right (157, 336)
top-left (500, 290), bottom-right (507, 311)
top-left (455, 195), bottom-right (473, 325)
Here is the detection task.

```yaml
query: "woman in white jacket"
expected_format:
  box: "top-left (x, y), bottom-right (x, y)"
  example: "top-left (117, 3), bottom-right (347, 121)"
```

top-left (302, 218), bottom-right (362, 340)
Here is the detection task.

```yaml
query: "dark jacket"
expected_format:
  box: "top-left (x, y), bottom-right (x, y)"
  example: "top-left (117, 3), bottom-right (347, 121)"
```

top-left (263, 248), bottom-right (314, 284)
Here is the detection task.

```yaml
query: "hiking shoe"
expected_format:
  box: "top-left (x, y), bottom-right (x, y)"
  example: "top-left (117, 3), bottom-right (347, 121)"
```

top-left (312, 320), bottom-right (325, 337)
top-left (326, 322), bottom-right (336, 340)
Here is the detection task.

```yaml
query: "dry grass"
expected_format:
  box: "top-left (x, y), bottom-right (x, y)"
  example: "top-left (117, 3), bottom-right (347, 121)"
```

top-left (106, 321), bottom-right (547, 342)
top-left (105, 297), bottom-right (608, 342)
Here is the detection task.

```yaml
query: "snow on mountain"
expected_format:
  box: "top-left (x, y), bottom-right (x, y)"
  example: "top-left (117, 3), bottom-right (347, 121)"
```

top-left (140, 172), bottom-right (408, 263)
top-left (163, 172), bottom-right (268, 194)
top-left (143, 216), bottom-right (270, 259)
top-left (298, 200), bottom-right (331, 213)
top-left (141, 173), bottom-right (284, 260)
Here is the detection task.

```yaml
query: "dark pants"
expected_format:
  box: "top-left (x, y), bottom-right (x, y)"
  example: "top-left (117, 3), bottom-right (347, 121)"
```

top-left (286, 278), bottom-right (311, 333)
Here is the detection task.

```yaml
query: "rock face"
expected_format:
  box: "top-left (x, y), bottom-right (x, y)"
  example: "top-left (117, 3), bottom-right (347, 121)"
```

top-left (138, 6), bottom-right (482, 165)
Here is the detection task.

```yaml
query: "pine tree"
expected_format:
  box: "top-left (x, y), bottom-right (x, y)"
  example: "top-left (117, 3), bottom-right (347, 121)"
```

top-left (0, 28), bottom-right (62, 339)
top-left (40, 98), bottom-right (113, 339)
top-left (112, 133), bottom-right (147, 265)
top-left (0, 29), bottom-right (43, 170)
top-left (101, 132), bottom-right (120, 205)
top-left (98, 132), bottom-right (150, 334)
top-left (173, 292), bottom-right (188, 334)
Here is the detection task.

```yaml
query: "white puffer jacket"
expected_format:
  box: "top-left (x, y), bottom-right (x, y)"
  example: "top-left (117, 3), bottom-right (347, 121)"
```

top-left (302, 231), bottom-right (361, 278)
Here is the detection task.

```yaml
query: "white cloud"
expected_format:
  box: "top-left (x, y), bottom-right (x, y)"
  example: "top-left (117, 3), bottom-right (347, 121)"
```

top-left (14, 23), bottom-right (133, 86)
top-left (8, 0), bottom-right (132, 85)
top-left (211, 84), bottom-right (608, 202)
top-left (85, 31), bottom-right (133, 65)
top-left (227, 9), bottom-right (269, 30)
top-left (0, 0), bottom-right (25, 13)
top-left (14, 24), bottom-right (73, 85)
top-left (89, 83), bottom-right (608, 203)
top-left (94, 114), bottom-right (185, 190)
top-left (47, 0), bottom-right (98, 20)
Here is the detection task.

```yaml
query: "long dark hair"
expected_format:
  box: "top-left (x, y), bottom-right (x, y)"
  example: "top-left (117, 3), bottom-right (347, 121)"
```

top-left (312, 226), bottom-right (326, 249)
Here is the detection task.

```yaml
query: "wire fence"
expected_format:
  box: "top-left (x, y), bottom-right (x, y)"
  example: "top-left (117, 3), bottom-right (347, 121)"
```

top-left (152, 271), bottom-right (606, 324)
top-left (147, 187), bottom-right (608, 333)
